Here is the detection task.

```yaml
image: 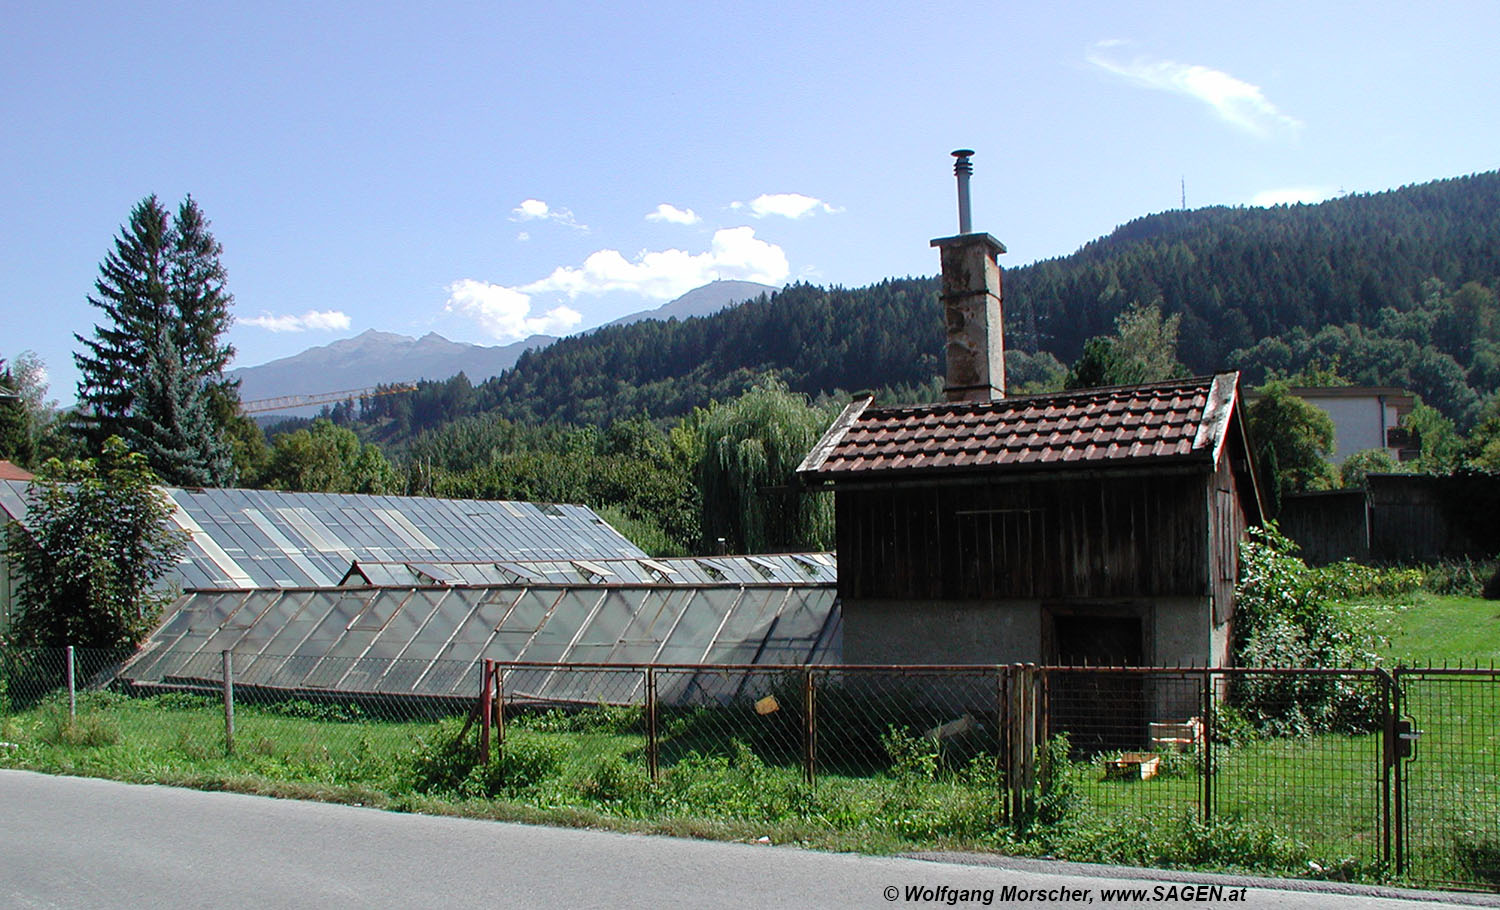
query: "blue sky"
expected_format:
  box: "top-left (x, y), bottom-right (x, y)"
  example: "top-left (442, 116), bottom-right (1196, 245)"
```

top-left (3, 1), bottom-right (1497, 403)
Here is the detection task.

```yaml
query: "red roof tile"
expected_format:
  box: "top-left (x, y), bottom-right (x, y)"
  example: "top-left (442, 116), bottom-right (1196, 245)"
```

top-left (800, 373), bottom-right (1241, 480)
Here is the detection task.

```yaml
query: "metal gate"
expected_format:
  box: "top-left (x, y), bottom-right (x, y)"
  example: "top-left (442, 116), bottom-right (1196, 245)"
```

top-left (1394, 668), bottom-right (1500, 889)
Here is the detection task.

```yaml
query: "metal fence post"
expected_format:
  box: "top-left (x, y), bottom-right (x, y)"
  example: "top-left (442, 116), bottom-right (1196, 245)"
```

top-left (995, 665), bottom-right (1008, 825)
top-left (803, 668), bottom-right (816, 787)
top-left (66, 645), bottom-right (76, 721)
top-left (646, 666), bottom-right (659, 783)
top-left (1384, 668), bottom-right (1402, 875)
top-left (1202, 670), bottom-right (1214, 824)
top-left (480, 659), bottom-right (493, 764)
top-left (221, 650), bottom-right (235, 756)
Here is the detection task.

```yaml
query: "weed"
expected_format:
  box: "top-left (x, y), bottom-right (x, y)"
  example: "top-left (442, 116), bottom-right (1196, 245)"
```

top-left (39, 707), bottom-right (119, 748)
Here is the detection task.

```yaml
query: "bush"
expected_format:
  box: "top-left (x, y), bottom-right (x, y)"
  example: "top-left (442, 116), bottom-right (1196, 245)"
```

top-left (1419, 560), bottom-right (1495, 597)
top-left (472, 734), bottom-right (568, 797)
top-left (402, 717), bottom-right (479, 795)
top-left (881, 724), bottom-right (940, 781)
top-left (255, 699), bottom-right (365, 723)
top-left (1232, 525), bottom-right (1390, 735)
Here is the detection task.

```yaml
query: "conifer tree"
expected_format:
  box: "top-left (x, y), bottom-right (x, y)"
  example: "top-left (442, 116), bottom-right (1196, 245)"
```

top-left (74, 195), bottom-right (237, 484)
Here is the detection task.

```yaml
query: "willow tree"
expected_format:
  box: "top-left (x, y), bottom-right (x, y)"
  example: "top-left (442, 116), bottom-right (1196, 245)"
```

top-left (696, 379), bottom-right (835, 554)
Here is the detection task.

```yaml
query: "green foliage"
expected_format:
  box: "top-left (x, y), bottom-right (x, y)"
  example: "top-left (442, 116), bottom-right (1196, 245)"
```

top-left (474, 736), bottom-right (570, 797)
top-left (402, 716), bottom-right (481, 795)
top-left (74, 195), bottom-right (237, 484)
top-left (1033, 733), bottom-right (1078, 827)
top-left (1231, 526), bottom-right (1394, 735)
top-left (696, 378), bottom-right (835, 553)
top-left (1246, 381), bottom-right (1337, 504)
top-left (261, 418), bottom-right (398, 493)
top-left (880, 724), bottom-right (941, 781)
top-left (255, 699), bottom-right (366, 723)
top-left (1065, 301), bottom-right (1186, 389)
top-left (1339, 448), bottom-right (1399, 488)
top-left (1405, 401), bottom-right (1466, 473)
top-left (6, 438), bottom-right (185, 648)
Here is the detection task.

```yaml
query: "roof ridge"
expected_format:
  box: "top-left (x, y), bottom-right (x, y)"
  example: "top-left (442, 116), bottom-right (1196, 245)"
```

top-left (863, 372), bottom-right (1228, 415)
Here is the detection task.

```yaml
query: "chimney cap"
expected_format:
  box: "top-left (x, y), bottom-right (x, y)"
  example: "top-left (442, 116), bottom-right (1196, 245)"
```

top-left (951, 149), bottom-right (975, 158)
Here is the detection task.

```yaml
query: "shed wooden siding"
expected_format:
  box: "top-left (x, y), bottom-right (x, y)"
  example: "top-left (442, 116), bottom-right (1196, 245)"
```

top-left (835, 471), bottom-right (1211, 602)
top-left (1209, 455), bottom-right (1247, 624)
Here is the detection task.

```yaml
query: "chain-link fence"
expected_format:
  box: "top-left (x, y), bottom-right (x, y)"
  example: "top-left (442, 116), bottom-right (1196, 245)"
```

top-left (2, 648), bottom-right (1497, 891)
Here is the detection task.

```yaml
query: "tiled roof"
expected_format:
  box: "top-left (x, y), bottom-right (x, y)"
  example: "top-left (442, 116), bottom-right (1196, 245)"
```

top-left (800, 373), bottom-right (1241, 479)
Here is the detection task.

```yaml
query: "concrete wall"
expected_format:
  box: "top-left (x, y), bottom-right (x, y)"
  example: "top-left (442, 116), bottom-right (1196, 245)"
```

top-left (842, 595), bottom-right (1218, 668)
top-left (1298, 393), bottom-right (1400, 464)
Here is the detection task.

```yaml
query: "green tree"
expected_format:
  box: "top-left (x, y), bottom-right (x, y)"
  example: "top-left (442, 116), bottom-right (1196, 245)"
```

top-left (74, 195), bottom-right (237, 484)
top-left (0, 358), bottom-right (35, 466)
top-left (1246, 381), bottom-right (1337, 507)
top-left (1467, 394), bottom-right (1500, 471)
top-left (697, 379), bottom-right (835, 553)
top-left (5, 437), bottom-right (184, 647)
top-left (262, 419), bottom-right (399, 493)
top-left (1339, 448), bottom-right (1399, 488)
top-left (1065, 301), bottom-right (1186, 389)
top-left (1404, 400), bottom-right (1464, 473)
top-left (126, 327), bottom-right (233, 486)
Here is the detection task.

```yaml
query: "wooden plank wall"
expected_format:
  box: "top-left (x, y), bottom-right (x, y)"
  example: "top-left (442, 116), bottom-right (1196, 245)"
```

top-left (837, 472), bottom-right (1210, 601)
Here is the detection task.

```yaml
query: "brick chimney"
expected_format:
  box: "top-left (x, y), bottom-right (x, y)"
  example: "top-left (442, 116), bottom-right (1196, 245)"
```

top-left (931, 150), bottom-right (1006, 402)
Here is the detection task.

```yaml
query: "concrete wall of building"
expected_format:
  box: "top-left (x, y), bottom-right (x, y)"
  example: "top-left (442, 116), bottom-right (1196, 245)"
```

top-left (842, 595), bottom-right (1218, 667)
top-left (1299, 393), bottom-right (1400, 464)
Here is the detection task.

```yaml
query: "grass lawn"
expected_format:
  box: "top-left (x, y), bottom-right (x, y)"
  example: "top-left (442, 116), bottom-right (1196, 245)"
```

top-left (1384, 593), bottom-right (1500, 664)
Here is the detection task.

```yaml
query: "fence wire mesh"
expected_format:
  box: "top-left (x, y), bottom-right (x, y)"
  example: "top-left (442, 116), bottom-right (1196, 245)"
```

top-left (1398, 669), bottom-right (1500, 890)
top-left (2, 648), bottom-right (1498, 892)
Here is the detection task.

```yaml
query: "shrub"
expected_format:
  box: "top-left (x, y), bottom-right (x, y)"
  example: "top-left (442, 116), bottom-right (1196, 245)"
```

top-left (256, 699), bottom-right (365, 723)
top-left (1232, 525), bottom-right (1390, 735)
top-left (1040, 813), bottom-right (1308, 874)
top-left (474, 735), bottom-right (568, 797)
top-left (402, 717), bottom-right (479, 795)
top-left (572, 754), bottom-right (650, 806)
top-left (881, 724), bottom-right (940, 781)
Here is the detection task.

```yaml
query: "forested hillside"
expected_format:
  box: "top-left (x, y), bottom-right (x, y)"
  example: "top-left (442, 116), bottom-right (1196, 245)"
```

top-left (349, 171), bottom-right (1500, 438)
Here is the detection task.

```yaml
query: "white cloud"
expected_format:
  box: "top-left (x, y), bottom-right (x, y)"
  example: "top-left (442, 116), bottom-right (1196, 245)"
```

top-left (1087, 42), bottom-right (1300, 138)
top-left (241, 310), bottom-right (351, 333)
top-left (519, 227), bottom-right (789, 301)
top-left (1250, 186), bottom-right (1338, 207)
top-left (509, 198), bottom-right (587, 230)
top-left (446, 228), bottom-right (790, 340)
top-left (731, 193), bottom-right (841, 219)
top-left (444, 279), bottom-right (583, 341)
top-left (645, 203), bottom-right (701, 225)
top-left (516, 230), bottom-right (531, 242)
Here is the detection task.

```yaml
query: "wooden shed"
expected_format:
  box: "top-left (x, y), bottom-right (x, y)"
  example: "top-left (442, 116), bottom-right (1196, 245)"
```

top-left (797, 372), bottom-right (1264, 671)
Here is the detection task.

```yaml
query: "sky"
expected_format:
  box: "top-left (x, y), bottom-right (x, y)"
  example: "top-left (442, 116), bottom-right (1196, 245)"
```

top-left (3, 1), bottom-right (1498, 404)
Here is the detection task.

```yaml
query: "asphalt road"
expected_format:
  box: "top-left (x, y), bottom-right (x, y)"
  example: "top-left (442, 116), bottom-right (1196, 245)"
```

top-left (1, 770), bottom-right (1493, 909)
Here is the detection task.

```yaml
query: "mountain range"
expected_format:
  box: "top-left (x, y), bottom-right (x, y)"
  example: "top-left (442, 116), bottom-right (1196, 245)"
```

top-left (230, 279), bottom-right (780, 412)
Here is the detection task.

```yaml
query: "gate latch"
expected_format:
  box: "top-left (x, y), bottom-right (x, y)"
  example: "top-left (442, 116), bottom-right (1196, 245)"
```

top-left (1395, 719), bottom-right (1423, 760)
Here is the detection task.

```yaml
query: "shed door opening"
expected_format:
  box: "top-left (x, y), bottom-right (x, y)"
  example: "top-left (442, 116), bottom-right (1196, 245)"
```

top-left (1048, 612), bottom-right (1145, 753)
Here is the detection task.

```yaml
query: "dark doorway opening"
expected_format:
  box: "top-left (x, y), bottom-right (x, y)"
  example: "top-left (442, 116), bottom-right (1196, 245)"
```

top-left (1047, 611), bottom-right (1146, 753)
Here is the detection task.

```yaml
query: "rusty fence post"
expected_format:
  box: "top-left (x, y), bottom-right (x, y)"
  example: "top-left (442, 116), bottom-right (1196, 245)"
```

top-left (995, 665), bottom-right (1009, 825)
top-left (646, 666), bottom-right (659, 783)
top-left (222, 650), bottom-right (235, 757)
top-left (803, 668), bottom-right (817, 787)
top-left (479, 659), bottom-right (493, 764)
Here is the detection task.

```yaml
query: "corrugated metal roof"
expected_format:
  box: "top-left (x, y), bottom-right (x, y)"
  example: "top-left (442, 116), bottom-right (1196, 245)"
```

top-left (800, 373), bottom-right (1242, 480)
top-left (0, 483), bottom-right (647, 589)
top-left (119, 582), bottom-right (842, 700)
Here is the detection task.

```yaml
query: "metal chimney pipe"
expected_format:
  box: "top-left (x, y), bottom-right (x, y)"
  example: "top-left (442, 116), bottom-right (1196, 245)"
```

top-left (952, 149), bottom-right (974, 234)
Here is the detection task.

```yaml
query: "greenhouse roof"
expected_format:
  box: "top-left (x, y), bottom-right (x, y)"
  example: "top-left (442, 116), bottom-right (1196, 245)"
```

top-left (0, 481), bottom-right (646, 589)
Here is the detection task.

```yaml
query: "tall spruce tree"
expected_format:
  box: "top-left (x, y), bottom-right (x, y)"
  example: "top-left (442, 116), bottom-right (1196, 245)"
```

top-left (74, 195), bottom-right (237, 485)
